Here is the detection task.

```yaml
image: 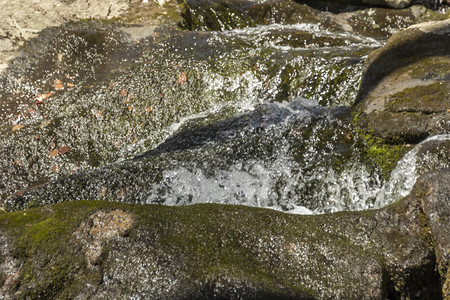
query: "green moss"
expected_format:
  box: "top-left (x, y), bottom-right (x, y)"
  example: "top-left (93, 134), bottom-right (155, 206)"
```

top-left (419, 8), bottom-right (450, 22)
top-left (408, 56), bottom-right (450, 79)
top-left (352, 112), bottom-right (409, 180)
top-left (123, 0), bottom-right (184, 26)
top-left (366, 142), bottom-right (408, 179)
top-left (387, 82), bottom-right (449, 113)
top-left (0, 198), bottom-right (441, 297)
top-left (179, 1), bottom-right (255, 31)
top-left (0, 201), bottom-right (132, 298)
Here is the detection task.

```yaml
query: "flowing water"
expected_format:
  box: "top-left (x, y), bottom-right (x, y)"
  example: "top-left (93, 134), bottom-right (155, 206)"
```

top-left (374, 134), bottom-right (450, 208)
top-left (0, 3), bottom-right (440, 213)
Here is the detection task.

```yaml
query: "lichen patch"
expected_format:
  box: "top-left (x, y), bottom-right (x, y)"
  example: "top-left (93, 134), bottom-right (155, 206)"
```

top-left (72, 210), bottom-right (135, 266)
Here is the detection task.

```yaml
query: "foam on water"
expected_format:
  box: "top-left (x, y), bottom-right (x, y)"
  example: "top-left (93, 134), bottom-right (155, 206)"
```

top-left (374, 134), bottom-right (450, 208)
top-left (140, 99), bottom-right (383, 214)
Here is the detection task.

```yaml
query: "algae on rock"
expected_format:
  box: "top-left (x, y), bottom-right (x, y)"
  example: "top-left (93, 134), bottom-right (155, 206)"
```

top-left (1, 170), bottom-right (449, 298)
top-left (354, 19), bottom-right (450, 144)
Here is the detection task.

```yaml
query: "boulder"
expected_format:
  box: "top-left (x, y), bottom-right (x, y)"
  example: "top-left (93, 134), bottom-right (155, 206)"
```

top-left (181, 0), bottom-right (448, 38)
top-left (318, 0), bottom-right (446, 9)
top-left (354, 19), bottom-right (450, 143)
top-left (0, 0), bottom-right (183, 74)
top-left (0, 169), bottom-right (449, 298)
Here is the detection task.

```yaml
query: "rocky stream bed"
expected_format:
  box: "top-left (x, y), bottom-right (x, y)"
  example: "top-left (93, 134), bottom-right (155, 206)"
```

top-left (0, 0), bottom-right (449, 299)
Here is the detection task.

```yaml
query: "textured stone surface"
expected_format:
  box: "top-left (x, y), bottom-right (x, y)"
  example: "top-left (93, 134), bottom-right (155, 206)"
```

top-left (355, 19), bottom-right (450, 143)
top-left (0, 170), bottom-right (448, 299)
top-left (0, 0), bottom-right (183, 74)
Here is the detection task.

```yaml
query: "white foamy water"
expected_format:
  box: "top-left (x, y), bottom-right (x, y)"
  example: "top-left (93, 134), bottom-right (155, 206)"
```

top-left (141, 100), bottom-right (383, 214)
top-left (374, 134), bottom-right (450, 208)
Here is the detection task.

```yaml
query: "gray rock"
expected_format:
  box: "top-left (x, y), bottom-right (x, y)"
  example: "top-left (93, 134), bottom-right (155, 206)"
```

top-left (0, 169), bottom-right (448, 298)
top-left (355, 19), bottom-right (450, 143)
top-left (0, 0), bottom-right (183, 74)
top-left (326, 0), bottom-right (444, 9)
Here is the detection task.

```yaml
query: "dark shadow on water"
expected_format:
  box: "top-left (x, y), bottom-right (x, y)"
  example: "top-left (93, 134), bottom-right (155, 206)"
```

top-left (134, 101), bottom-right (349, 159)
top-left (295, 0), bottom-right (370, 13)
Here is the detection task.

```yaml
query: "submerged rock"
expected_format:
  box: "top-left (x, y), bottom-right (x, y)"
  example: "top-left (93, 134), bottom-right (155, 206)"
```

top-left (3, 100), bottom-right (386, 213)
top-left (0, 169), bottom-right (449, 298)
top-left (355, 19), bottom-right (450, 143)
top-left (0, 18), bottom-right (379, 203)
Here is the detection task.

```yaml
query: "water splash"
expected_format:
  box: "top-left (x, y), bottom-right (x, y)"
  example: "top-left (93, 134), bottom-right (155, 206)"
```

top-left (374, 134), bottom-right (450, 208)
top-left (5, 99), bottom-right (384, 214)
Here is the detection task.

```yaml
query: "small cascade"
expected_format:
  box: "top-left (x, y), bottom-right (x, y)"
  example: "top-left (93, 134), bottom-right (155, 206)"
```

top-left (5, 99), bottom-right (384, 213)
top-left (1, 1), bottom-right (445, 215)
top-left (374, 134), bottom-right (450, 208)
top-left (0, 19), bottom-right (379, 203)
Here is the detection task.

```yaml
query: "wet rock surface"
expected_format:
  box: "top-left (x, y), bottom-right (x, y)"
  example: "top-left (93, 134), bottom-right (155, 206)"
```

top-left (0, 0), bottom-right (449, 298)
top-left (4, 101), bottom-right (385, 213)
top-left (1, 0), bottom-right (448, 208)
top-left (0, 0), bottom-right (184, 73)
top-left (355, 18), bottom-right (450, 143)
top-left (374, 134), bottom-right (450, 208)
top-left (0, 170), bottom-right (449, 299)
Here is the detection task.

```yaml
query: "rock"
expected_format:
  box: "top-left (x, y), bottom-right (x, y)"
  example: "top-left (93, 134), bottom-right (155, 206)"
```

top-left (321, 5), bottom-right (450, 39)
top-left (181, 0), bottom-right (446, 38)
top-left (2, 101), bottom-right (381, 213)
top-left (0, 234), bottom-right (19, 299)
top-left (0, 16), bottom-right (377, 203)
top-left (374, 134), bottom-right (450, 207)
top-left (324, 0), bottom-right (445, 9)
top-left (354, 19), bottom-right (450, 143)
top-left (0, 0), bottom-right (184, 74)
top-left (72, 210), bottom-right (135, 266)
top-left (0, 169), bottom-right (449, 298)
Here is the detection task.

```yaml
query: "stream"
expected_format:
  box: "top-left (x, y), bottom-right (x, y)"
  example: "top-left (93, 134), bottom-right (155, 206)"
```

top-left (0, 1), bottom-right (444, 213)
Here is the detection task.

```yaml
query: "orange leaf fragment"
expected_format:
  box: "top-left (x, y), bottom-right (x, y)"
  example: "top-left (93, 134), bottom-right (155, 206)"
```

top-left (54, 79), bottom-right (64, 90)
top-left (67, 82), bottom-right (75, 87)
top-left (177, 72), bottom-right (187, 85)
top-left (58, 145), bottom-right (69, 155)
top-left (124, 93), bottom-right (133, 103)
top-left (12, 124), bottom-right (24, 132)
top-left (120, 88), bottom-right (128, 97)
top-left (49, 150), bottom-right (59, 157)
top-left (52, 165), bottom-right (59, 173)
top-left (36, 92), bottom-right (53, 101)
top-left (101, 186), bottom-right (107, 198)
top-left (146, 106), bottom-right (152, 113)
top-left (128, 105), bottom-right (133, 112)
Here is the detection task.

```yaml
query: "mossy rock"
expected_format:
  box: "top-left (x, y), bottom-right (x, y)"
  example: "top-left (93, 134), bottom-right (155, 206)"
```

top-left (1, 170), bottom-right (449, 298)
top-left (123, 0), bottom-right (185, 26)
top-left (387, 81), bottom-right (450, 113)
top-left (305, 0), bottom-right (445, 9)
top-left (326, 6), bottom-right (433, 39)
top-left (0, 14), bottom-right (376, 202)
top-left (354, 19), bottom-right (450, 144)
